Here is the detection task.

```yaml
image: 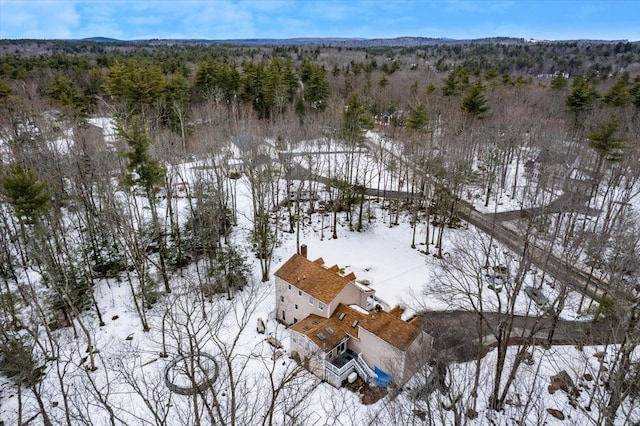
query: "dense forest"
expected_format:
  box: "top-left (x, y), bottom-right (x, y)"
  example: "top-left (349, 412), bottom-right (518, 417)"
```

top-left (0, 38), bottom-right (639, 425)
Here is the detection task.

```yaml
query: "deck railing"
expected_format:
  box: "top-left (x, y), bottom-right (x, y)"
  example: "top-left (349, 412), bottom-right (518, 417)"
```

top-left (354, 353), bottom-right (377, 381)
top-left (325, 358), bottom-right (355, 383)
top-left (324, 353), bottom-right (377, 387)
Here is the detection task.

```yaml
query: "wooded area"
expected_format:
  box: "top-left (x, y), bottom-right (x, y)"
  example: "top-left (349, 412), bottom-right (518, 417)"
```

top-left (0, 38), bottom-right (639, 425)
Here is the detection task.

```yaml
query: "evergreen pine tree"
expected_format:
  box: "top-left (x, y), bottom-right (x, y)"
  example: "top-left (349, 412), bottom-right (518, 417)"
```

top-left (119, 118), bottom-right (166, 197)
top-left (442, 67), bottom-right (469, 96)
top-left (1, 163), bottom-right (51, 224)
top-left (118, 118), bottom-right (170, 293)
top-left (603, 72), bottom-right (631, 107)
top-left (566, 75), bottom-right (600, 122)
top-left (0, 79), bottom-right (12, 101)
top-left (442, 71), bottom-right (458, 96)
top-left (550, 75), bottom-right (568, 90)
top-left (106, 59), bottom-right (165, 114)
top-left (462, 81), bottom-right (489, 119)
top-left (628, 77), bottom-right (640, 109)
top-left (340, 92), bottom-right (374, 146)
top-left (48, 75), bottom-right (84, 113)
top-left (300, 61), bottom-right (329, 111)
top-left (587, 117), bottom-right (625, 167)
top-left (406, 103), bottom-right (429, 132)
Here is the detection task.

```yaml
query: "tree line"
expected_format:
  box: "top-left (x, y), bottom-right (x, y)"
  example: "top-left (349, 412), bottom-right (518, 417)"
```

top-left (0, 40), bottom-right (638, 424)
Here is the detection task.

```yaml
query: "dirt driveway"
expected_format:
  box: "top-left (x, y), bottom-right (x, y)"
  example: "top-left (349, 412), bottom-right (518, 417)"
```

top-left (420, 310), bottom-right (623, 363)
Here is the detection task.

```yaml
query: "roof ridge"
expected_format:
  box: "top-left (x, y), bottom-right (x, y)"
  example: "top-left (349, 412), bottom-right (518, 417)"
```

top-left (274, 254), bottom-right (355, 304)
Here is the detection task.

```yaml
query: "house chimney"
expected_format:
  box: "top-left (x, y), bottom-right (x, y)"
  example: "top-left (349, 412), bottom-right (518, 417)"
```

top-left (300, 244), bottom-right (307, 259)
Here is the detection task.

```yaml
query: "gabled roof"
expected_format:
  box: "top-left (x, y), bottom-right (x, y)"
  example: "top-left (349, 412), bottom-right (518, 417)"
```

top-left (274, 254), bottom-right (355, 304)
top-left (291, 303), bottom-right (424, 353)
top-left (360, 310), bottom-right (423, 351)
top-left (290, 304), bottom-right (368, 350)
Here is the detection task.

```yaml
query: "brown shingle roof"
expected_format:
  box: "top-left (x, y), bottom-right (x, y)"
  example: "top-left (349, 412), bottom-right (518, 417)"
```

top-left (274, 254), bottom-right (355, 304)
top-left (291, 304), bottom-right (423, 353)
top-left (290, 304), bottom-right (368, 350)
top-left (388, 306), bottom-right (404, 317)
top-left (360, 309), bottom-right (423, 351)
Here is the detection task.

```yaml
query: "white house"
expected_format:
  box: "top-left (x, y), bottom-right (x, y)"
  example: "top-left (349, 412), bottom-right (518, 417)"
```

top-left (274, 245), bottom-right (432, 388)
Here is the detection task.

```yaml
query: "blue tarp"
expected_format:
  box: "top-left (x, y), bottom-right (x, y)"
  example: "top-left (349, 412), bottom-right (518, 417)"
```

top-left (373, 366), bottom-right (392, 387)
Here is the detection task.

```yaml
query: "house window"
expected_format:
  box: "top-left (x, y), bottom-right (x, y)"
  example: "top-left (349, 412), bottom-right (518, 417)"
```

top-left (280, 296), bottom-right (284, 302)
top-left (318, 302), bottom-right (325, 311)
top-left (309, 296), bottom-right (315, 305)
top-left (295, 304), bottom-right (298, 310)
top-left (298, 289), bottom-right (302, 296)
top-left (288, 284), bottom-right (292, 290)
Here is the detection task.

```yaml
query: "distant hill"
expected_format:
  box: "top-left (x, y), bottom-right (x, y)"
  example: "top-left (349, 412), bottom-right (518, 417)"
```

top-left (94, 36), bottom-right (636, 47)
top-left (81, 37), bottom-right (122, 43)
top-left (140, 36), bottom-right (528, 47)
top-left (4, 36), bottom-right (631, 48)
top-left (1, 36), bottom-right (636, 59)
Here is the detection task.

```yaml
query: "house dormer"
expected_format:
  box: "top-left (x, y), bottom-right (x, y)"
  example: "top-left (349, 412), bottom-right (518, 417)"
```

top-left (274, 245), bottom-right (372, 326)
top-left (275, 247), bottom-right (433, 388)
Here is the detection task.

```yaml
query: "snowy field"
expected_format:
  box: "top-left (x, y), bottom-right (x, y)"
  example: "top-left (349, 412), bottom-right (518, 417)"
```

top-left (0, 179), bottom-right (623, 425)
top-left (0, 124), bottom-right (638, 425)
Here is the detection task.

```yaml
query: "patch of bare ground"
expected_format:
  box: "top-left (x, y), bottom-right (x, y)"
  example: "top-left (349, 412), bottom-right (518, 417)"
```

top-left (344, 377), bottom-right (387, 405)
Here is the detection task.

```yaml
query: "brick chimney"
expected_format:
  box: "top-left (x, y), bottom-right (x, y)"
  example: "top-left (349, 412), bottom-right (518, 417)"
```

top-left (300, 244), bottom-right (307, 259)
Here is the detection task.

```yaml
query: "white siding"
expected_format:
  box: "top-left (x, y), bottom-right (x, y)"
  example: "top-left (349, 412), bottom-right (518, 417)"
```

top-left (290, 331), bottom-right (325, 379)
top-left (328, 281), bottom-right (366, 315)
top-left (401, 330), bottom-right (432, 381)
top-left (275, 276), bottom-right (331, 326)
top-left (358, 328), bottom-right (405, 383)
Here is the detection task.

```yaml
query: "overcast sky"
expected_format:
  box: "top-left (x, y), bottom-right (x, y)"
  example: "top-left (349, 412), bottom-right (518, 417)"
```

top-left (0, 0), bottom-right (637, 41)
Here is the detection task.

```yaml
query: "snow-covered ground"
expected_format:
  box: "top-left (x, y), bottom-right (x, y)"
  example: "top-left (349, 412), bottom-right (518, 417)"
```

top-left (0, 136), bottom-right (638, 425)
top-left (87, 116), bottom-right (119, 144)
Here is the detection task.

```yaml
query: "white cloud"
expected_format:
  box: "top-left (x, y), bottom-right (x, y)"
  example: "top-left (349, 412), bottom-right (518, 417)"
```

top-left (182, 1), bottom-right (257, 39)
top-left (238, 0), bottom-right (290, 13)
top-left (1, 0), bottom-right (636, 41)
top-left (0, 0), bottom-right (80, 38)
top-left (302, 1), bottom-right (369, 22)
top-left (442, 0), bottom-right (515, 14)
